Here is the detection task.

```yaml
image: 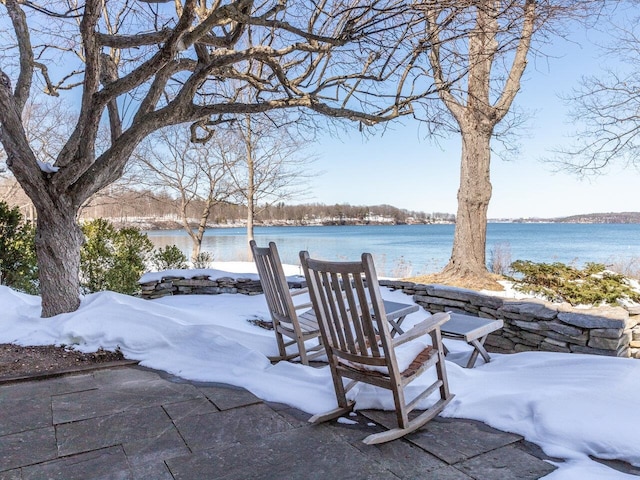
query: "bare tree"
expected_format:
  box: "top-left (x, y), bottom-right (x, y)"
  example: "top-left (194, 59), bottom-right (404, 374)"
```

top-left (415, 0), bottom-right (596, 288)
top-left (560, 4), bottom-right (640, 175)
top-left (226, 113), bottom-right (315, 243)
top-left (0, 0), bottom-right (418, 317)
top-left (132, 125), bottom-right (236, 260)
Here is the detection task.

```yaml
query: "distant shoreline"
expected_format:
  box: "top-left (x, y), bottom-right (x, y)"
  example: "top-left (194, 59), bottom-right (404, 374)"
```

top-left (489, 212), bottom-right (640, 224)
top-left (117, 211), bottom-right (640, 231)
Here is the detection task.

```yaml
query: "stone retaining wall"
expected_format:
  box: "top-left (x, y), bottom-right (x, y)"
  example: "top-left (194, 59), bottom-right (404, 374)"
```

top-left (139, 275), bottom-right (305, 298)
top-left (380, 280), bottom-right (640, 359)
top-left (139, 275), bottom-right (640, 359)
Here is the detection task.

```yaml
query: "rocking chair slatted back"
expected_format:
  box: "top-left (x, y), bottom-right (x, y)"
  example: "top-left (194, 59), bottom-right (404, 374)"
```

top-left (302, 256), bottom-right (391, 368)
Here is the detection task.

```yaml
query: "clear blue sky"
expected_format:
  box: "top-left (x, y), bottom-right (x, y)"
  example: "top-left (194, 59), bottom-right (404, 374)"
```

top-left (304, 16), bottom-right (640, 220)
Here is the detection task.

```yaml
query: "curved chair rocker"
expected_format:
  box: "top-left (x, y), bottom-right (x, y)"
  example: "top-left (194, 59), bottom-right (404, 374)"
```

top-left (299, 250), bottom-right (454, 444)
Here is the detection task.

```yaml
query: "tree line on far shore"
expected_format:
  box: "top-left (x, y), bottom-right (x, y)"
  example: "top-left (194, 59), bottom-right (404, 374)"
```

top-left (0, 180), bottom-right (455, 229)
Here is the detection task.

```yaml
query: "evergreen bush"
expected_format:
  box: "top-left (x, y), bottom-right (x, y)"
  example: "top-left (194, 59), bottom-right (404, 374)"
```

top-left (510, 260), bottom-right (640, 306)
top-left (80, 219), bottom-right (153, 295)
top-left (151, 245), bottom-right (188, 270)
top-left (0, 201), bottom-right (38, 294)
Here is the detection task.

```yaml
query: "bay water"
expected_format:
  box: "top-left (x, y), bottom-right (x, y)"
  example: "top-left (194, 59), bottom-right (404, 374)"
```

top-left (146, 223), bottom-right (640, 277)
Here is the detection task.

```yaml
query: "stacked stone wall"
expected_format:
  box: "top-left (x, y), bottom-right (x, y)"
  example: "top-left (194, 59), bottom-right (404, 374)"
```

top-left (139, 275), bottom-right (640, 358)
top-left (379, 280), bottom-right (640, 359)
top-left (139, 275), bottom-right (305, 299)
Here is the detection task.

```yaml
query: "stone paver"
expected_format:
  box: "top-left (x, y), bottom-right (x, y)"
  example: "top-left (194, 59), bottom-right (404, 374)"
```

top-left (174, 402), bottom-right (295, 452)
top-left (457, 444), bottom-right (557, 480)
top-left (51, 368), bottom-right (202, 424)
top-left (0, 374), bottom-right (97, 436)
top-left (408, 416), bottom-right (523, 465)
top-left (197, 383), bottom-right (262, 410)
top-left (0, 365), bottom-right (560, 479)
top-left (0, 426), bottom-right (58, 471)
top-left (21, 446), bottom-right (131, 480)
top-left (162, 397), bottom-right (220, 421)
top-left (56, 405), bottom-right (187, 459)
top-left (167, 427), bottom-right (399, 480)
top-left (361, 411), bottom-right (523, 465)
top-left (0, 469), bottom-right (22, 480)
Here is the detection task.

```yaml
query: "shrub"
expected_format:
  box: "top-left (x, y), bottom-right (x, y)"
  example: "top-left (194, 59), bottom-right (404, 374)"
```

top-left (108, 227), bottom-right (154, 294)
top-left (391, 256), bottom-right (413, 278)
top-left (0, 201), bottom-right (38, 294)
top-left (509, 260), bottom-right (640, 306)
top-left (488, 242), bottom-right (512, 276)
top-left (80, 219), bottom-right (153, 295)
top-left (151, 245), bottom-right (188, 270)
top-left (80, 218), bottom-right (116, 293)
top-left (606, 256), bottom-right (640, 280)
top-left (192, 251), bottom-right (214, 269)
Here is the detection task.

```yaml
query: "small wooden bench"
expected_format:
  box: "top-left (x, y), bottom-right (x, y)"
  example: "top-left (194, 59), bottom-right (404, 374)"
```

top-left (440, 313), bottom-right (503, 368)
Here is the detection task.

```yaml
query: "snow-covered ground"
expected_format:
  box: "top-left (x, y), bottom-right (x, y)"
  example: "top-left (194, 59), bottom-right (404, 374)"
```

top-left (1, 262), bottom-right (639, 479)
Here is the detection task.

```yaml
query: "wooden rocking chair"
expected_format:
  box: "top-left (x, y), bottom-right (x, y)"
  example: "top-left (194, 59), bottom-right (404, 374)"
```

top-left (250, 241), bottom-right (324, 365)
top-left (299, 251), bottom-right (454, 444)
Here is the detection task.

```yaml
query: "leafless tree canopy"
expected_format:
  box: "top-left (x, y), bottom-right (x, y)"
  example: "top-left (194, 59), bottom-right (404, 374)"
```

top-left (0, 0), bottom-right (425, 209)
top-left (0, 0), bottom-right (433, 316)
top-left (409, 1), bottom-right (594, 133)
top-left (224, 111), bottom-right (316, 241)
top-left (0, 0), bottom-right (607, 316)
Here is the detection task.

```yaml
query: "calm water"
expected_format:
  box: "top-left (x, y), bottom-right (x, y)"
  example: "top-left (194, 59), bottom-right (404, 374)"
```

top-left (146, 223), bottom-right (640, 277)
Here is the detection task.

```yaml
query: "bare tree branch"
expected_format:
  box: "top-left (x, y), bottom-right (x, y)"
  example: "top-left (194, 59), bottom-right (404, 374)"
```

top-left (557, 3), bottom-right (640, 174)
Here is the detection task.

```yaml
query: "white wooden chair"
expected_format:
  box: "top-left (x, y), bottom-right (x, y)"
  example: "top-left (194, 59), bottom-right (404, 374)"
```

top-left (299, 250), bottom-right (454, 444)
top-left (250, 241), bottom-right (324, 365)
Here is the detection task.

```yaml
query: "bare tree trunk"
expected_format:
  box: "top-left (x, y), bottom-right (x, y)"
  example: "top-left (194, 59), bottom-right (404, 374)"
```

top-left (191, 199), bottom-right (213, 261)
top-left (190, 242), bottom-right (201, 262)
top-left (247, 204), bottom-right (254, 241)
top-left (35, 206), bottom-right (83, 317)
top-left (246, 115), bottom-right (256, 243)
top-left (246, 202), bottom-right (254, 262)
top-left (443, 127), bottom-right (492, 279)
top-left (247, 153), bottom-right (256, 242)
top-left (178, 197), bottom-right (204, 262)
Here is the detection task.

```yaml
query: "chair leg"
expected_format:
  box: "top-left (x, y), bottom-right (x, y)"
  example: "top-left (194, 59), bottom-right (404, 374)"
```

top-left (387, 315), bottom-right (406, 337)
top-left (308, 403), bottom-right (354, 424)
top-left (431, 329), bottom-right (452, 401)
top-left (273, 326), bottom-right (289, 361)
top-left (309, 362), bottom-right (354, 424)
top-left (296, 335), bottom-right (309, 366)
top-left (392, 383), bottom-right (409, 429)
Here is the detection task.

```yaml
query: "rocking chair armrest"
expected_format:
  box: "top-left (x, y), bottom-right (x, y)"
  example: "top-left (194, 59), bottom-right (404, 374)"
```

top-left (392, 312), bottom-right (450, 347)
top-left (290, 287), bottom-right (309, 297)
